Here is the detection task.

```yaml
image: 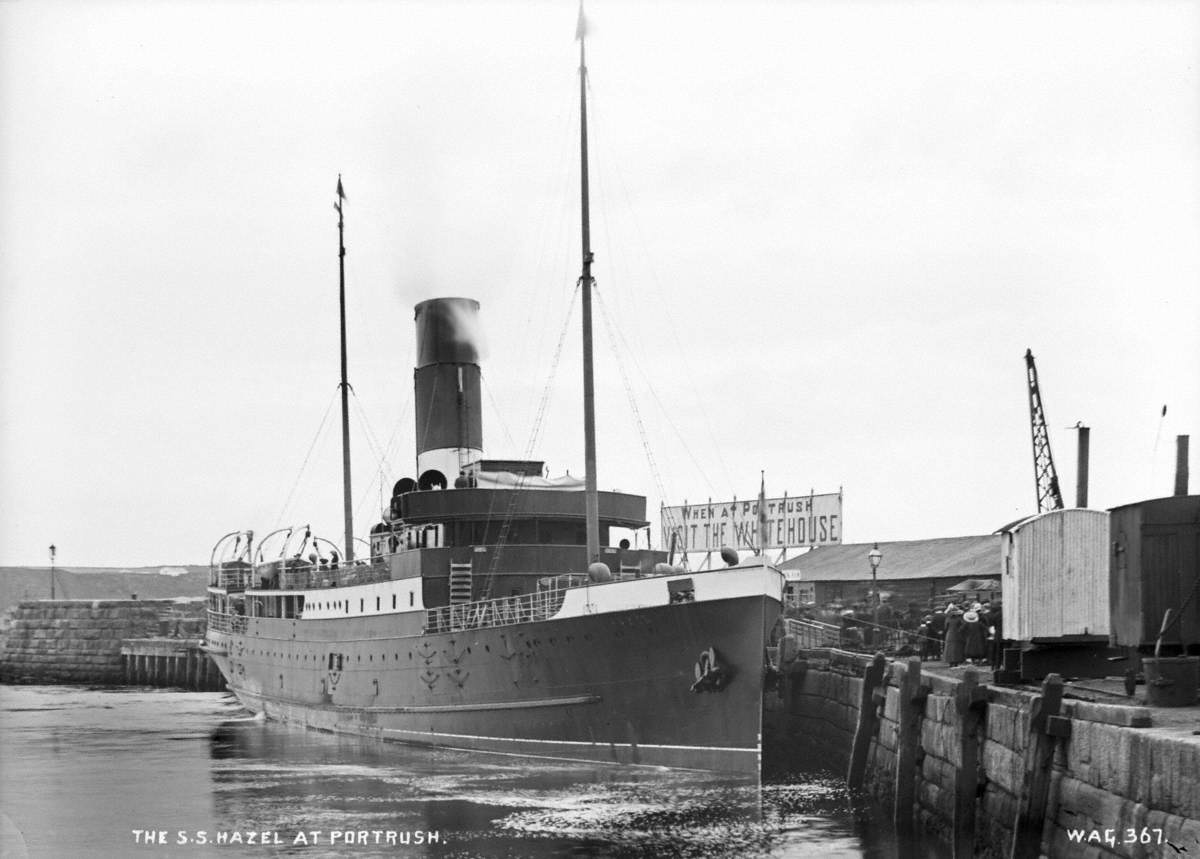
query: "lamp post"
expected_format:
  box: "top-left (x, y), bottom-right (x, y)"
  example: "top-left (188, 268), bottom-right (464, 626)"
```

top-left (868, 543), bottom-right (882, 634)
top-left (49, 544), bottom-right (57, 600)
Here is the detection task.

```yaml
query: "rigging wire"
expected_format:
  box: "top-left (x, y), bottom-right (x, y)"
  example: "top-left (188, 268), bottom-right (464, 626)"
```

top-left (594, 289), bottom-right (682, 542)
top-left (350, 390), bottom-right (402, 525)
top-left (350, 389), bottom-right (392, 473)
top-left (482, 284), bottom-right (580, 599)
top-left (371, 387), bottom-right (414, 482)
top-left (274, 386), bottom-right (339, 529)
top-left (513, 77), bottom-right (579, 407)
top-left (481, 372), bottom-right (518, 454)
top-left (525, 283), bottom-right (581, 465)
top-left (586, 82), bottom-right (735, 497)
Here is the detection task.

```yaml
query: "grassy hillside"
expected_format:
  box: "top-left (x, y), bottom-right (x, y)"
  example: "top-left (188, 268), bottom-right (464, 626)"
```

top-left (0, 566), bottom-right (209, 615)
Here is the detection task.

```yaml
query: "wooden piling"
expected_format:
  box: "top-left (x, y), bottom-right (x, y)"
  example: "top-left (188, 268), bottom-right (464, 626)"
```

top-left (847, 652), bottom-right (888, 791)
top-left (953, 667), bottom-right (989, 859)
top-left (893, 657), bottom-right (929, 838)
top-left (1010, 673), bottom-right (1068, 859)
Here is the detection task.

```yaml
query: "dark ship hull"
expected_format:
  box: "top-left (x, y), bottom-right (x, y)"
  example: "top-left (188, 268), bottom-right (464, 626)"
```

top-left (212, 590), bottom-right (779, 773)
top-left (209, 567), bottom-right (781, 774)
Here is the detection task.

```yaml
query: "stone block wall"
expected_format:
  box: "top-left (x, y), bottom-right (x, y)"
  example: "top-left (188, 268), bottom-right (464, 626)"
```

top-left (772, 656), bottom-right (1200, 858)
top-left (764, 664), bottom-right (860, 773)
top-left (0, 600), bottom-right (191, 684)
top-left (1048, 720), bottom-right (1200, 857)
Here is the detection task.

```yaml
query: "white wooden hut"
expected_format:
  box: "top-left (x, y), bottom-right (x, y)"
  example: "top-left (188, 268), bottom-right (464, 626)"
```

top-left (1000, 508), bottom-right (1110, 642)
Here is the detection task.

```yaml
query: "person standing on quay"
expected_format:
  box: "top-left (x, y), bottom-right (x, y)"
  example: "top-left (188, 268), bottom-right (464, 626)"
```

top-left (963, 608), bottom-right (987, 665)
top-left (943, 606), bottom-right (966, 667)
top-left (927, 606), bottom-right (946, 660)
top-left (985, 601), bottom-right (1005, 670)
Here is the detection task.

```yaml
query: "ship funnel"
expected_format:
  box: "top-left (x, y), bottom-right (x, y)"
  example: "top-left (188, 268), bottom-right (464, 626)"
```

top-left (414, 298), bottom-right (483, 486)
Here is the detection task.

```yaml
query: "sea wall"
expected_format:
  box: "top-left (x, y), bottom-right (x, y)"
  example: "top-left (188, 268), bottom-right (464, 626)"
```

top-left (766, 653), bottom-right (1200, 857)
top-left (0, 599), bottom-right (205, 685)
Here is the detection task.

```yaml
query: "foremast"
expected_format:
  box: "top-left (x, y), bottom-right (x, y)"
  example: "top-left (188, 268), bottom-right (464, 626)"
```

top-left (336, 175), bottom-right (355, 562)
top-left (577, 5), bottom-right (599, 563)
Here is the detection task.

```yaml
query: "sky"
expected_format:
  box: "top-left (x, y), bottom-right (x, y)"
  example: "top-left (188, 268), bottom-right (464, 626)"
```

top-left (1, 0), bottom-right (1197, 568)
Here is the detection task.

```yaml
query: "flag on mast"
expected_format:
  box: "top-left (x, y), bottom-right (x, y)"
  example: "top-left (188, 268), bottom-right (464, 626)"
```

top-left (757, 471), bottom-right (769, 556)
top-left (336, 175), bottom-right (347, 201)
top-left (575, 1), bottom-right (587, 40)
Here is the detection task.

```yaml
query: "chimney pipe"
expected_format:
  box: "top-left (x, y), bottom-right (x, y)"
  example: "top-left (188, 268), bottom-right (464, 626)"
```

top-left (1176, 435), bottom-right (1190, 496)
top-left (1075, 424), bottom-right (1090, 508)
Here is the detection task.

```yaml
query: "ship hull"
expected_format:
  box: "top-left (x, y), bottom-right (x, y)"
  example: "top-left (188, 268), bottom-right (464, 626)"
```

top-left (209, 589), bottom-right (778, 775)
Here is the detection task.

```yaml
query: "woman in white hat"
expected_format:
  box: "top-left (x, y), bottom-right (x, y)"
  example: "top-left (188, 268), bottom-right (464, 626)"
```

top-left (963, 609), bottom-right (987, 664)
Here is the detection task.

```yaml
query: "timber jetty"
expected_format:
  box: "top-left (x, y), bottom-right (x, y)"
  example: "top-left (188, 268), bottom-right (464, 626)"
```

top-left (0, 599), bottom-right (223, 691)
top-left (766, 641), bottom-right (1200, 858)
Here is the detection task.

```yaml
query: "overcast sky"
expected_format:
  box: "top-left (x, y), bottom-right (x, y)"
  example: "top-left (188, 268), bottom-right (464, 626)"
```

top-left (2, 0), bottom-right (1197, 568)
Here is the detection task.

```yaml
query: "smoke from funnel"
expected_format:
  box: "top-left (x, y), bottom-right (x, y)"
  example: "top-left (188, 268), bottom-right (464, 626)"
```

top-left (415, 297), bottom-right (486, 367)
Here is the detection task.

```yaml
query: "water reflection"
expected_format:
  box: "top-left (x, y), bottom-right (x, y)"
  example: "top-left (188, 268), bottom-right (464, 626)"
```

top-left (0, 687), bottom-right (948, 858)
top-left (205, 716), bottom-right (945, 858)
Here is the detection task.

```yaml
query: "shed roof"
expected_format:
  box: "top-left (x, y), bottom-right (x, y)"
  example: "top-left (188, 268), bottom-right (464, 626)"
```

top-left (779, 534), bottom-right (1000, 582)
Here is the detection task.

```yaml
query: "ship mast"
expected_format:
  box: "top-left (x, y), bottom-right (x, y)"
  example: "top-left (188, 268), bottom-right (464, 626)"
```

top-left (577, 5), bottom-right (599, 563)
top-left (336, 175), bottom-right (354, 562)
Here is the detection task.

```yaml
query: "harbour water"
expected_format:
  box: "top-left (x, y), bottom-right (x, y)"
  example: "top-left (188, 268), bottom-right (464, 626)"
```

top-left (0, 685), bottom-right (942, 858)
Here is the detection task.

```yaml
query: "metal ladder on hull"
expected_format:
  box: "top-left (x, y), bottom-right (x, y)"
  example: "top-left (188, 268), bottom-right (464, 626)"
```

top-left (449, 562), bottom-right (473, 605)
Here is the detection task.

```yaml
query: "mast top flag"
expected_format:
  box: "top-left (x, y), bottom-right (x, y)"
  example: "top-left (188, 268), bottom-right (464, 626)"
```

top-left (575, 1), bottom-right (587, 41)
top-left (757, 473), bottom-right (769, 556)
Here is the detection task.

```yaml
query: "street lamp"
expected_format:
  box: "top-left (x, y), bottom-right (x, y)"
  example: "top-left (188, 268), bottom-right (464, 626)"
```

top-left (868, 543), bottom-right (882, 631)
top-left (49, 544), bottom-right (56, 600)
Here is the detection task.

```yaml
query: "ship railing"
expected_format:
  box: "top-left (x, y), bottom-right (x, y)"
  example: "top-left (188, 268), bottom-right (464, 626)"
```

top-left (424, 587), bottom-right (569, 634)
top-left (208, 610), bottom-right (248, 634)
top-left (216, 568), bottom-right (253, 591)
top-left (255, 560), bottom-right (391, 591)
top-left (207, 610), bottom-right (231, 633)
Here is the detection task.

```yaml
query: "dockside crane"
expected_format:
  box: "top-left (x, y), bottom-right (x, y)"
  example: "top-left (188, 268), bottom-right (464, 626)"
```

top-left (1024, 348), bottom-right (1064, 512)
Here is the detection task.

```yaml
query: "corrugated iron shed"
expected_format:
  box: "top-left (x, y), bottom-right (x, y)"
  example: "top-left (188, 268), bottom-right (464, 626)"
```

top-left (779, 535), bottom-right (1000, 582)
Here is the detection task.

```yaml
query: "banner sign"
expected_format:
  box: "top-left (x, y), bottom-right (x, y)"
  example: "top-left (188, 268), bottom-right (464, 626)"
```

top-left (661, 492), bottom-right (842, 553)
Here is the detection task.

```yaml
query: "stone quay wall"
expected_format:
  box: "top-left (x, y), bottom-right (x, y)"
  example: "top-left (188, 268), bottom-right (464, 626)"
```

top-left (766, 653), bottom-right (1200, 858)
top-left (0, 599), bottom-right (206, 685)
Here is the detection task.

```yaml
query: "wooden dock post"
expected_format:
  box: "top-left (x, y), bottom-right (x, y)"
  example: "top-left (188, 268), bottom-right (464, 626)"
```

top-left (894, 657), bottom-right (930, 838)
top-left (847, 652), bottom-right (888, 791)
top-left (953, 667), bottom-right (989, 859)
top-left (1010, 673), bottom-right (1069, 859)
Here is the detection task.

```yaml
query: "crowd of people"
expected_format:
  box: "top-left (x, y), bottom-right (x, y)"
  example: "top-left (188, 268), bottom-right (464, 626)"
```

top-left (916, 601), bottom-right (1005, 669)
top-left (788, 596), bottom-right (1007, 670)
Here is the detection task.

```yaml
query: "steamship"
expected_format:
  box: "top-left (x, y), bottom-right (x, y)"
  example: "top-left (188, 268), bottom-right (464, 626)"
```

top-left (204, 16), bottom-right (783, 776)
